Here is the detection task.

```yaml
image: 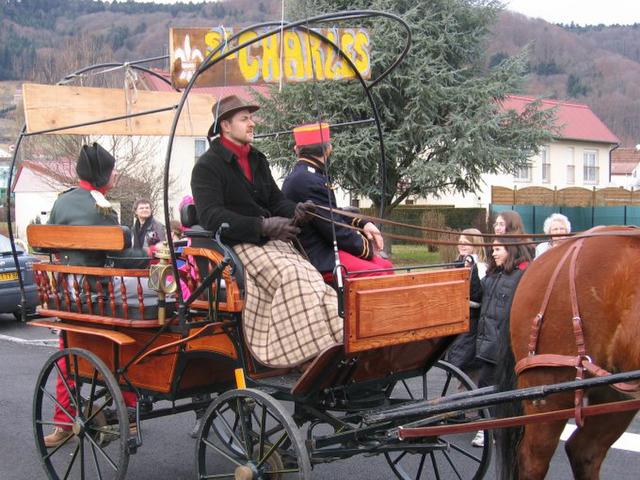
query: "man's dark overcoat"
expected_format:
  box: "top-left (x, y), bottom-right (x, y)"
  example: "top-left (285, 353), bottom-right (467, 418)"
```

top-left (190, 138), bottom-right (296, 245)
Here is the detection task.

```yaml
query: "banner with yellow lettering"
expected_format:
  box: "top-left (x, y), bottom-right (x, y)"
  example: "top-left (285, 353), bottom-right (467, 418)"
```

top-left (170, 27), bottom-right (371, 88)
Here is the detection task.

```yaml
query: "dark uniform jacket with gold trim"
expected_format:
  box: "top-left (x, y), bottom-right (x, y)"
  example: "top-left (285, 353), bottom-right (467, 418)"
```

top-left (191, 138), bottom-right (297, 246)
top-left (282, 157), bottom-right (372, 273)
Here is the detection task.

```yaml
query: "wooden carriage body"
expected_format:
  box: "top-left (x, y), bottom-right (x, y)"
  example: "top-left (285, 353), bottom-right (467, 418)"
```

top-left (27, 223), bottom-right (471, 401)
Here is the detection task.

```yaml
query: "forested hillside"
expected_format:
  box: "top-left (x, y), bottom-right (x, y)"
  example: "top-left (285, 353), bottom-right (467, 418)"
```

top-left (0, 0), bottom-right (279, 79)
top-left (1, 1), bottom-right (639, 145)
top-left (489, 12), bottom-right (640, 146)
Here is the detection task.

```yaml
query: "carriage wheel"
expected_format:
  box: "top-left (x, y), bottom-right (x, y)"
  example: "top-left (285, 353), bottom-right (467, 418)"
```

top-left (195, 388), bottom-right (311, 479)
top-left (33, 348), bottom-right (130, 480)
top-left (384, 360), bottom-right (492, 480)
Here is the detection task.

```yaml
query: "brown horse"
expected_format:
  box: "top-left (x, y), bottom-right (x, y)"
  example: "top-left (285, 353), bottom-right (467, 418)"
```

top-left (498, 226), bottom-right (640, 480)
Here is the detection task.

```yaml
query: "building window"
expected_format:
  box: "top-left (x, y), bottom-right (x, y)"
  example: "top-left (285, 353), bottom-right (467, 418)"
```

top-left (405, 199), bottom-right (415, 205)
top-left (566, 147), bottom-right (575, 184)
top-left (350, 195), bottom-right (360, 208)
top-left (514, 163), bottom-right (532, 182)
top-left (583, 150), bottom-right (598, 184)
top-left (194, 138), bottom-right (207, 162)
top-left (541, 147), bottom-right (550, 183)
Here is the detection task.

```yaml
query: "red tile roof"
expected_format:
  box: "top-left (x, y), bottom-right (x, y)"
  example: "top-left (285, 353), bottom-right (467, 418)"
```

top-left (500, 95), bottom-right (619, 145)
top-left (611, 147), bottom-right (640, 175)
top-left (138, 68), bottom-right (270, 100)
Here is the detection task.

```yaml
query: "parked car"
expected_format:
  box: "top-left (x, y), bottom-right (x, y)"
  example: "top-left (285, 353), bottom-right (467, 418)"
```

top-left (0, 234), bottom-right (40, 320)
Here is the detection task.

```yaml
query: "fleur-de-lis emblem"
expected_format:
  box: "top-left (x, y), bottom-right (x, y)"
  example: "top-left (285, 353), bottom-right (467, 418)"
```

top-left (175, 34), bottom-right (204, 82)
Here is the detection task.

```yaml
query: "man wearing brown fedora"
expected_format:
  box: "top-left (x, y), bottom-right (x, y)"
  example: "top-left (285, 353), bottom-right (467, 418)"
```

top-left (191, 95), bottom-right (342, 369)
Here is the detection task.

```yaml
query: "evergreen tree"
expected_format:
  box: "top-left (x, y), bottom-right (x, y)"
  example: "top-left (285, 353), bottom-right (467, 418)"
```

top-left (255, 0), bottom-right (556, 214)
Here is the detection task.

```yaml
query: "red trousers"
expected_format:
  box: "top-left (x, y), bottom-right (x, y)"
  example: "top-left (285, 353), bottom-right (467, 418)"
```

top-left (338, 250), bottom-right (394, 277)
top-left (54, 336), bottom-right (137, 428)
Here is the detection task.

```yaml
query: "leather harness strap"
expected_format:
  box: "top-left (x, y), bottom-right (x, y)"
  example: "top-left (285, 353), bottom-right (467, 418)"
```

top-left (527, 241), bottom-right (581, 355)
top-left (516, 236), bottom-right (640, 426)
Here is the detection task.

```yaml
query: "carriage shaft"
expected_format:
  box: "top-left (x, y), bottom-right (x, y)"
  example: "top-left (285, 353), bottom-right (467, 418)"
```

top-left (365, 368), bottom-right (640, 424)
top-left (398, 397), bottom-right (640, 439)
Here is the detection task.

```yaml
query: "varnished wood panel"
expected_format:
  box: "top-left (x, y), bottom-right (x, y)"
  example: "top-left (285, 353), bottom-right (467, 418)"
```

top-left (30, 319), bottom-right (135, 345)
top-left (119, 330), bottom-right (181, 393)
top-left (344, 269), bottom-right (470, 354)
top-left (37, 309), bottom-right (165, 328)
top-left (23, 83), bottom-right (215, 136)
top-left (28, 225), bottom-right (127, 251)
top-left (185, 332), bottom-right (237, 359)
top-left (66, 331), bottom-right (116, 373)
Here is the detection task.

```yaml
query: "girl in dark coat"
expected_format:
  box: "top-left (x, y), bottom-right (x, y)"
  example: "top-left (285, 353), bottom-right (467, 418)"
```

top-left (471, 237), bottom-right (531, 447)
top-left (476, 237), bottom-right (531, 388)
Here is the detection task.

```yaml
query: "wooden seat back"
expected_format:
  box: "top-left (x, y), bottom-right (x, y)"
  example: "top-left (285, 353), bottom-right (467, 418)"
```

top-left (27, 224), bottom-right (129, 252)
top-left (344, 268), bottom-right (470, 353)
top-left (26, 224), bottom-right (165, 327)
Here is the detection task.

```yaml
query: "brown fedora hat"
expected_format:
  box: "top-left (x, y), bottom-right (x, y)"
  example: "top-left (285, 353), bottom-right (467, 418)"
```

top-left (207, 95), bottom-right (260, 138)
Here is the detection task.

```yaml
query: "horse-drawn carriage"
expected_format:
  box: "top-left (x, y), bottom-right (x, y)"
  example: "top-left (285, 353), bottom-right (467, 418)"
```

top-left (7, 10), bottom-right (640, 480)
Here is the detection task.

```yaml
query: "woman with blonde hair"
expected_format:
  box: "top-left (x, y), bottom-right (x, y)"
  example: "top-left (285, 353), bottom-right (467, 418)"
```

top-left (446, 228), bottom-right (488, 410)
top-left (456, 228), bottom-right (487, 279)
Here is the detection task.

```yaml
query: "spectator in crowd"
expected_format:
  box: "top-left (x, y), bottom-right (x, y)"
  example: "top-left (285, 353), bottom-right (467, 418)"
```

top-left (535, 213), bottom-right (571, 258)
top-left (132, 198), bottom-right (166, 252)
top-left (472, 237), bottom-right (531, 447)
top-left (446, 228), bottom-right (487, 386)
top-left (492, 210), bottom-right (534, 257)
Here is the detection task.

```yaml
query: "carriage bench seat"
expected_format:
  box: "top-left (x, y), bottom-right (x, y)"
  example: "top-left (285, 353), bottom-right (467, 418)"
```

top-left (179, 203), bottom-right (245, 313)
top-left (26, 224), bottom-right (169, 327)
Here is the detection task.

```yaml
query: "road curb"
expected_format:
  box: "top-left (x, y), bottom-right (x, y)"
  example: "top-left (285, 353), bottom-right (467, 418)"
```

top-left (0, 334), bottom-right (58, 347)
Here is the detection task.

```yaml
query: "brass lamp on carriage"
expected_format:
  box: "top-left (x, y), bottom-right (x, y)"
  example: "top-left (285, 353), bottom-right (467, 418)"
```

top-left (148, 241), bottom-right (177, 324)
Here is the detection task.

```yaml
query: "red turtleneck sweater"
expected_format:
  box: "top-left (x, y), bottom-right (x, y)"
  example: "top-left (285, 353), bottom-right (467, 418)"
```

top-left (220, 134), bottom-right (253, 182)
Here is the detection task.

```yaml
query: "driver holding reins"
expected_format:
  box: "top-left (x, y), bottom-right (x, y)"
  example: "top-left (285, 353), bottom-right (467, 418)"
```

top-left (191, 95), bottom-right (343, 369)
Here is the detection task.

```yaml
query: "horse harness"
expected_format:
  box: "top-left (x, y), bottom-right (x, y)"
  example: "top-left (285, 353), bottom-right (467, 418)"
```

top-left (514, 234), bottom-right (640, 426)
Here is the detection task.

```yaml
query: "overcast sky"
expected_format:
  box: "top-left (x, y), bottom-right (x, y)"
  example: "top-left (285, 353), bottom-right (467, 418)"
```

top-left (506, 0), bottom-right (640, 26)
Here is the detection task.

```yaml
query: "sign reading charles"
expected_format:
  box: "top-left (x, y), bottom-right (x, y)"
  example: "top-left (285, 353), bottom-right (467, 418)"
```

top-left (169, 27), bottom-right (371, 88)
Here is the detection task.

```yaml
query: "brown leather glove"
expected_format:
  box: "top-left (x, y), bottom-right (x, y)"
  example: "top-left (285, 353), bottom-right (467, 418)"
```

top-left (293, 200), bottom-right (316, 225)
top-left (261, 217), bottom-right (301, 242)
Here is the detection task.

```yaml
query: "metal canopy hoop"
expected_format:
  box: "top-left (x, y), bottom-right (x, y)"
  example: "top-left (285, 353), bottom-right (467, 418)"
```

top-left (5, 10), bottom-right (411, 319)
top-left (5, 57), bottom-right (175, 321)
top-left (163, 10), bottom-right (412, 307)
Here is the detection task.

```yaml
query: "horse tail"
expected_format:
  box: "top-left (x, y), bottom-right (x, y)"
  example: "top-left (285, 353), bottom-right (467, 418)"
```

top-left (495, 321), bottom-right (523, 480)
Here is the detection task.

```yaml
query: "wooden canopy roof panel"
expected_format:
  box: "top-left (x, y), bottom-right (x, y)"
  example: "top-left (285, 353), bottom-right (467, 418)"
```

top-left (22, 83), bottom-right (216, 136)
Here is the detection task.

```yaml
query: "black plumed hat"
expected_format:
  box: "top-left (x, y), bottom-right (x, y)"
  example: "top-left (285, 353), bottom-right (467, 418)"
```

top-left (76, 143), bottom-right (115, 188)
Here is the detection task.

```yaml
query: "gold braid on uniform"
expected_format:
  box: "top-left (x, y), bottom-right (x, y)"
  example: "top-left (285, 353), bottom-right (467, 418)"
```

top-left (90, 190), bottom-right (115, 217)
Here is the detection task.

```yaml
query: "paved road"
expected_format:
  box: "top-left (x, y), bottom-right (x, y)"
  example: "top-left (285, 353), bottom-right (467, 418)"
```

top-left (1, 316), bottom-right (638, 479)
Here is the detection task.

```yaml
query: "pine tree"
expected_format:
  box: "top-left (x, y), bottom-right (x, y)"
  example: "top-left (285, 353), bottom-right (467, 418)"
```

top-left (255, 0), bottom-right (556, 214)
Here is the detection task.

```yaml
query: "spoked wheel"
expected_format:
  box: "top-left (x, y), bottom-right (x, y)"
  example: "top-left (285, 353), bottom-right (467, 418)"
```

top-left (195, 388), bottom-right (311, 479)
top-left (384, 360), bottom-right (492, 480)
top-left (33, 348), bottom-right (130, 480)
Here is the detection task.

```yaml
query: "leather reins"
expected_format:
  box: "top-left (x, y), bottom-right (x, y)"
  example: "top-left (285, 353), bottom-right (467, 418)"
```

top-left (310, 205), bottom-right (640, 248)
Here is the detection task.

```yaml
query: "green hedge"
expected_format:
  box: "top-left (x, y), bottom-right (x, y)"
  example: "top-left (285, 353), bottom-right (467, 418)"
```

top-left (361, 206), bottom-right (487, 244)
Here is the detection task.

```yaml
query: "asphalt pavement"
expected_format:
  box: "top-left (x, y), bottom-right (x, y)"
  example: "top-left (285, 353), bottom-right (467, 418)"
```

top-left (0, 315), bottom-right (638, 479)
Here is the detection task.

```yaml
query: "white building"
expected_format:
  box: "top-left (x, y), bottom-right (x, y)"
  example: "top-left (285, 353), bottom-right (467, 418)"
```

top-left (610, 148), bottom-right (640, 189)
top-left (421, 95), bottom-right (620, 208)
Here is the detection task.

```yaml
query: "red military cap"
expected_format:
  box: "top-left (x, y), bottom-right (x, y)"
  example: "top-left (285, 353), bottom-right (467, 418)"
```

top-left (293, 122), bottom-right (330, 147)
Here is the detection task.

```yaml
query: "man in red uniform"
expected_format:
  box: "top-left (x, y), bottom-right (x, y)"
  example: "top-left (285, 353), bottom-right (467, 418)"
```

top-left (282, 122), bottom-right (393, 277)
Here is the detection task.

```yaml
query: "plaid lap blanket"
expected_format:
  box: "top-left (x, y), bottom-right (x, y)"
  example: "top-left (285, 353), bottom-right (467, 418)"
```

top-left (233, 240), bottom-right (343, 368)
